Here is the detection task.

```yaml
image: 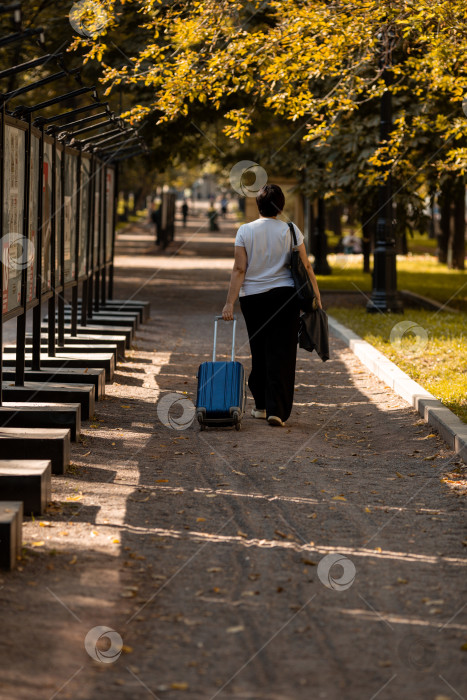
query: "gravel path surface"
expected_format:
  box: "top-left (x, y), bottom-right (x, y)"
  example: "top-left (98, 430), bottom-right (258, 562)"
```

top-left (1, 208), bottom-right (466, 700)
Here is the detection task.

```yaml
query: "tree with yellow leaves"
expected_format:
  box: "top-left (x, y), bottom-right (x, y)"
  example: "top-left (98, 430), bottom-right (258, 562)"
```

top-left (71, 0), bottom-right (467, 267)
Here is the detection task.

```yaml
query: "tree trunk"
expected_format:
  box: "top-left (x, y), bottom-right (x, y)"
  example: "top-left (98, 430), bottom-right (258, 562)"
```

top-left (361, 202), bottom-right (375, 274)
top-left (308, 199), bottom-right (317, 257)
top-left (395, 202), bottom-right (408, 254)
top-left (327, 205), bottom-right (342, 242)
top-left (313, 197), bottom-right (332, 275)
top-left (449, 182), bottom-right (465, 270)
top-left (304, 197), bottom-right (315, 255)
top-left (438, 183), bottom-right (451, 264)
top-left (429, 191), bottom-right (437, 240)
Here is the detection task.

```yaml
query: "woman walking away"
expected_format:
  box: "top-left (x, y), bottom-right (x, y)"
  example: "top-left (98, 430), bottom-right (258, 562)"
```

top-left (222, 184), bottom-right (322, 427)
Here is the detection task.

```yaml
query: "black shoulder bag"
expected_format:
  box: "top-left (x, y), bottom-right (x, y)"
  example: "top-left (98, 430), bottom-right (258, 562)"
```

top-left (287, 222), bottom-right (317, 312)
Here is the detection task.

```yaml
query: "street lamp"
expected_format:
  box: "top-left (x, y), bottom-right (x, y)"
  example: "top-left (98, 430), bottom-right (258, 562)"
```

top-left (367, 25), bottom-right (403, 313)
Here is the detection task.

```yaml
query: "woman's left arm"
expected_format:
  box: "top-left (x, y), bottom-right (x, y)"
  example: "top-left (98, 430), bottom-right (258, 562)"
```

top-left (222, 246), bottom-right (248, 320)
top-left (297, 243), bottom-right (322, 308)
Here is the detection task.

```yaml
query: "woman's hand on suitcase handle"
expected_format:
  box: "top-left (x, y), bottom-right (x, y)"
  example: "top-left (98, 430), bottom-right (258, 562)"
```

top-left (222, 302), bottom-right (234, 321)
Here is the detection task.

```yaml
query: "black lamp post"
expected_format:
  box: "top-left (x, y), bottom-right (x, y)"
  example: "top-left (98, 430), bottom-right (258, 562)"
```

top-left (367, 26), bottom-right (403, 313)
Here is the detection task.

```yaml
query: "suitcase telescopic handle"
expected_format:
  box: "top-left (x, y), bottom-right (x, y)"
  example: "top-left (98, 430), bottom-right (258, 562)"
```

top-left (213, 315), bottom-right (237, 362)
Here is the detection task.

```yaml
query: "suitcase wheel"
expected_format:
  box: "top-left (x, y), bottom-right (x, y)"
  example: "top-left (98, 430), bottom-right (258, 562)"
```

top-left (197, 409), bottom-right (206, 430)
top-left (232, 410), bottom-right (241, 431)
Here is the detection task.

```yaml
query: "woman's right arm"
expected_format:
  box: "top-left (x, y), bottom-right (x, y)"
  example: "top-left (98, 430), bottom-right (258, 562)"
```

top-left (222, 246), bottom-right (248, 320)
top-left (296, 243), bottom-right (322, 308)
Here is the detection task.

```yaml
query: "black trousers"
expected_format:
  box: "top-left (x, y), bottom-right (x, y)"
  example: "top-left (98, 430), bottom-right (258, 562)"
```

top-left (240, 286), bottom-right (300, 422)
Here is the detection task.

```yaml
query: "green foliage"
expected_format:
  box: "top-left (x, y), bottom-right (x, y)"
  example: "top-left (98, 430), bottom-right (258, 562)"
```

top-left (317, 256), bottom-right (467, 311)
top-left (328, 307), bottom-right (467, 423)
top-left (72, 0), bottom-right (467, 178)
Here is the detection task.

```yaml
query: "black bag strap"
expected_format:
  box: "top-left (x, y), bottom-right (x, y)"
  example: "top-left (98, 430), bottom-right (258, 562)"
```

top-left (287, 221), bottom-right (298, 249)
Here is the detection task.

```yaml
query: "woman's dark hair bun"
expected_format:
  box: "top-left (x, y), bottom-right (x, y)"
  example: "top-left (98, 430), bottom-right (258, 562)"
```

top-left (256, 184), bottom-right (285, 217)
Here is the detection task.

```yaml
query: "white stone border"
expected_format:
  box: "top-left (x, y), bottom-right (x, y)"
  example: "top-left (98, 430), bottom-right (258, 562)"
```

top-left (328, 315), bottom-right (467, 463)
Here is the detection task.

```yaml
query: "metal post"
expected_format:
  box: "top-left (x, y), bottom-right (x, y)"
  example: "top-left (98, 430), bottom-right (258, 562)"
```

top-left (108, 162), bottom-right (118, 299)
top-left (0, 103), bottom-right (5, 405)
top-left (31, 124), bottom-right (44, 371)
top-left (94, 161), bottom-right (102, 312)
top-left (100, 163), bottom-right (107, 305)
top-left (48, 134), bottom-right (57, 356)
top-left (57, 143), bottom-right (65, 345)
top-left (81, 155), bottom-right (93, 328)
top-left (71, 149), bottom-right (81, 336)
top-left (15, 115), bottom-right (31, 386)
top-left (88, 157), bottom-right (95, 318)
top-left (367, 27), bottom-right (403, 313)
top-left (83, 156), bottom-right (96, 323)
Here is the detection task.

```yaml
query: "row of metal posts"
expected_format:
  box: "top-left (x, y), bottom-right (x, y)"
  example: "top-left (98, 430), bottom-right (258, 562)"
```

top-left (0, 1), bottom-right (156, 570)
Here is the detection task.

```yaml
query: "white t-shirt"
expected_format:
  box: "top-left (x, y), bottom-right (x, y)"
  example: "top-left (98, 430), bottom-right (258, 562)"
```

top-left (235, 217), bottom-right (304, 297)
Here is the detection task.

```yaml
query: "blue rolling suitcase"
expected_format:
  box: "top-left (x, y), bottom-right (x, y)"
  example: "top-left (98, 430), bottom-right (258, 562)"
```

top-left (196, 316), bottom-right (246, 431)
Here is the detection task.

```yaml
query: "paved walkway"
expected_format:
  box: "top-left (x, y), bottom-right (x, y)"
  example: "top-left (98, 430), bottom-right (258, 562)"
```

top-left (1, 205), bottom-right (466, 700)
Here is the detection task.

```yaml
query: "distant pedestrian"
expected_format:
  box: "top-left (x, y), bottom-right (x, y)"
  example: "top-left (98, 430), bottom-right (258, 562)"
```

top-left (222, 184), bottom-right (321, 427)
top-left (181, 200), bottom-right (189, 227)
top-left (151, 201), bottom-right (162, 245)
top-left (342, 231), bottom-right (362, 254)
top-left (207, 205), bottom-right (219, 231)
top-left (220, 196), bottom-right (228, 218)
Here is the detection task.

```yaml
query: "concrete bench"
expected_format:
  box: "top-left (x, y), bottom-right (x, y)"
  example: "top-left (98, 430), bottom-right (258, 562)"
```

top-left (2, 352), bottom-right (115, 383)
top-left (2, 381), bottom-right (95, 420)
top-left (0, 460), bottom-right (51, 514)
top-left (0, 428), bottom-right (70, 475)
top-left (0, 502), bottom-right (23, 570)
top-left (43, 323), bottom-right (133, 348)
top-left (2, 367), bottom-right (105, 401)
top-left (0, 403), bottom-right (81, 441)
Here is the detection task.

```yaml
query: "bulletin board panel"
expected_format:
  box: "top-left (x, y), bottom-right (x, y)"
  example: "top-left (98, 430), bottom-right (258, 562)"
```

top-left (26, 127), bottom-right (41, 305)
top-left (64, 146), bottom-right (79, 285)
top-left (55, 141), bottom-right (63, 288)
top-left (105, 165), bottom-right (115, 264)
top-left (2, 117), bottom-right (26, 318)
top-left (78, 153), bottom-right (91, 281)
top-left (92, 164), bottom-right (101, 273)
top-left (41, 135), bottom-right (54, 295)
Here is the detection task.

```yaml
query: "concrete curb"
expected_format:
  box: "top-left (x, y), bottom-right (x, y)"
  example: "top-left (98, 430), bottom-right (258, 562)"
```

top-left (328, 315), bottom-right (467, 463)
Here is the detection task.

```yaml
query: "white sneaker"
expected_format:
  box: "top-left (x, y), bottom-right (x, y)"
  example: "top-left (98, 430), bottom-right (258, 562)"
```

top-left (251, 408), bottom-right (267, 419)
top-left (267, 415), bottom-right (284, 427)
